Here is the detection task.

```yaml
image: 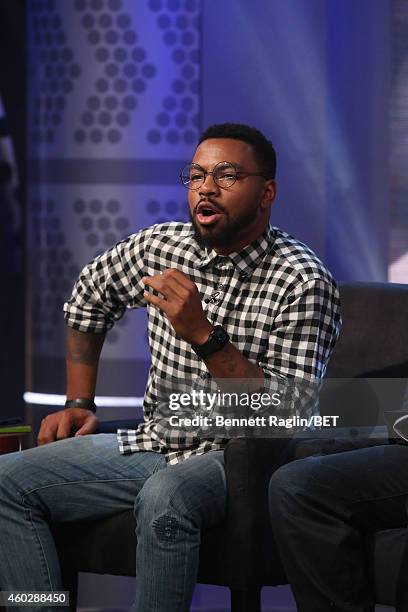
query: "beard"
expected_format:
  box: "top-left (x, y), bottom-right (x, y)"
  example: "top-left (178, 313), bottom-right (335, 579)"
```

top-left (189, 206), bottom-right (258, 251)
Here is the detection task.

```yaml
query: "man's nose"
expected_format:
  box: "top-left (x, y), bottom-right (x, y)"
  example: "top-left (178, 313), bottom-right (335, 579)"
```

top-left (199, 172), bottom-right (219, 195)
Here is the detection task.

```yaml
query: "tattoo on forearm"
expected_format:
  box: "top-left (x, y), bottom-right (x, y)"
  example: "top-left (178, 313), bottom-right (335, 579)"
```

top-left (219, 344), bottom-right (239, 374)
top-left (67, 328), bottom-right (105, 365)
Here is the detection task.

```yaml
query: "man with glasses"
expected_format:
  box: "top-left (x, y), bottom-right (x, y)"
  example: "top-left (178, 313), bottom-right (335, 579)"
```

top-left (0, 123), bottom-right (341, 611)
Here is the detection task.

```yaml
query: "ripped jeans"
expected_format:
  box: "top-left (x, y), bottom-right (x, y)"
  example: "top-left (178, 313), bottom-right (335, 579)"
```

top-left (0, 434), bottom-right (227, 612)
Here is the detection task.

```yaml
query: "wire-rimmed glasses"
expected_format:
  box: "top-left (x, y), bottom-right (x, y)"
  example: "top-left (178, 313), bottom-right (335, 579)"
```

top-left (180, 161), bottom-right (268, 190)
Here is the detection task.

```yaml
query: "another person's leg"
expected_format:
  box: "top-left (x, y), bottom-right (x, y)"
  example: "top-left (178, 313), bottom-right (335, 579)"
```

top-left (134, 450), bottom-right (227, 612)
top-left (0, 434), bottom-right (165, 603)
top-left (269, 444), bottom-right (408, 612)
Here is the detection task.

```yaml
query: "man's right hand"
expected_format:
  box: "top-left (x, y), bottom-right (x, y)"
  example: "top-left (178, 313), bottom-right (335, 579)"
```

top-left (37, 407), bottom-right (99, 446)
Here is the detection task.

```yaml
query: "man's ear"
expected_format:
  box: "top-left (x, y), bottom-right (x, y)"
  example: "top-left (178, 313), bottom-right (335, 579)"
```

top-left (261, 180), bottom-right (277, 209)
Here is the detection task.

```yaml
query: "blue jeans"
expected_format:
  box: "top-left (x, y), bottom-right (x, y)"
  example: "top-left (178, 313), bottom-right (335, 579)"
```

top-left (269, 443), bottom-right (408, 612)
top-left (0, 434), bottom-right (227, 612)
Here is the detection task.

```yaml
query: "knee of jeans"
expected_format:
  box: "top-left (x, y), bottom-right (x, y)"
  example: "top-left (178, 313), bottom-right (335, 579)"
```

top-left (134, 468), bottom-right (186, 520)
top-left (269, 457), bottom-right (318, 505)
top-left (134, 470), bottom-right (191, 543)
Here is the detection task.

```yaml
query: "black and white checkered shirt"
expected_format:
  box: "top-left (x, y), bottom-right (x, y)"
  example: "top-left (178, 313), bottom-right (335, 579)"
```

top-left (64, 222), bottom-right (341, 464)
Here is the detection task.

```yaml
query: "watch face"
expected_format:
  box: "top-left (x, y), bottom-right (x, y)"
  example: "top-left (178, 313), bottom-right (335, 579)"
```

top-left (214, 328), bottom-right (227, 344)
top-left (192, 325), bottom-right (229, 358)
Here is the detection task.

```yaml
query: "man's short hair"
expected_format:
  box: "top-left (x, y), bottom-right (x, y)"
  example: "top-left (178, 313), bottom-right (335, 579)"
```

top-left (198, 123), bottom-right (277, 180)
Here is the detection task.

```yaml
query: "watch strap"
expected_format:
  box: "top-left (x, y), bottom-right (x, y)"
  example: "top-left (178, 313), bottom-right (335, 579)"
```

top-left (65, 397), bottom-right (97, 413)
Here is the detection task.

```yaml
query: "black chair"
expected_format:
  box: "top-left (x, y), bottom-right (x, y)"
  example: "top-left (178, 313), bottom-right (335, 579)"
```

top-left (54, 282), bottom-right (408, 611)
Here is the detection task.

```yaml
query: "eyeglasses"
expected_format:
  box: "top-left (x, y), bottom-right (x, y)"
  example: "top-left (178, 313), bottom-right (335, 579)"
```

top-left (179, 161), bottom-right (268, 190)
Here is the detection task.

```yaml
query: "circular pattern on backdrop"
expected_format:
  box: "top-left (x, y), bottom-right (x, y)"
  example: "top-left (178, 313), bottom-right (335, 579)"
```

top-left (30, 197), bottom-right (76, 345)
top-left (147, 0), bottom-right (201, 144)
top-left (74, 1), bottom-right (155, 143)
top-left (144, 197), bottom-right (188, 225)
top-left (30, 0), bottom-right (201, 145)
top-left (30, 195), bottom-right (139, 346)
top-left (30, 3), bottom-right (82, 145)
top-left (31, 1), bottom-right (166, 146)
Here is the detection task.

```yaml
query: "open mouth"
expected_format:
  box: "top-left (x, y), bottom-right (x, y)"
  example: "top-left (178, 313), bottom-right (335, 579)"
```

top-left (196, 203), bottom-right (223, 226)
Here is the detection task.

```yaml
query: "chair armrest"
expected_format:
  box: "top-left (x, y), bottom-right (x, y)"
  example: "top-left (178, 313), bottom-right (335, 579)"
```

top-left (292, 425), bottom-right (390, 459)
top-left (224, 438), bottom-right (293, 587)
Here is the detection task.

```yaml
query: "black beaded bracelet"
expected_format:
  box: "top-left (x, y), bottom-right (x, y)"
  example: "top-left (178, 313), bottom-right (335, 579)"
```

top-left (64, 398), bottom-right (97, 413)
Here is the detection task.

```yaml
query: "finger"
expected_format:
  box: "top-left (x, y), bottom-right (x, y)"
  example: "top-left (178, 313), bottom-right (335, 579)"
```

top-left (75, 416), bottom-right (98, 436)
top-left (158, 268), bottom-right (192, 291)
top-left (142, 275), bottom-right (169, 299)
top-left (161, 271), bottom-right (201, 304)
top-left (144, 272), bottom-right (192, 299)
top-left (161, 274), bottom-right (192, 296)
top-left (143, 269), bottom-right (190, 291)
top-left (162, 269), bottom-right (193, 290)
top-left (142, 275), bottom-right (163, 289)
top-left (155, 277), bottom-right (189, 301)
top-left (37, 417), bottom-right (58, 445)
top-left (56, 412), bottom-right (74, 440)
top-left (143, 290), bottom-right (170, 313)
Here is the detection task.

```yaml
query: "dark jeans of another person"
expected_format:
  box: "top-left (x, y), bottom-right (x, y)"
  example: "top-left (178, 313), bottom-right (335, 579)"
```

top-left (269, 443), bottom-right (408, 612)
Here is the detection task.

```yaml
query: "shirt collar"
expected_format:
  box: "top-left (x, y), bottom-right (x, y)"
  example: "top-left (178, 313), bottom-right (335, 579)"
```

top-left (196, 226), bottom-right (276, 275)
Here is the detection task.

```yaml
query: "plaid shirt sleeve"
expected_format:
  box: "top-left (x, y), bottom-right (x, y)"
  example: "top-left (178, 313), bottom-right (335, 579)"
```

top-left (258, 276), bottom-right (342, 422)
top-left (63, 230), bottom-right (149, 333)
top-left (260, 276), bottom-right (341, 381)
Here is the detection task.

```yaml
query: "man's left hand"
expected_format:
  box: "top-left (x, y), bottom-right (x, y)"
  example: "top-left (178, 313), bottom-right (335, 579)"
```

top-left (143, 269), bottom-right (213, 345)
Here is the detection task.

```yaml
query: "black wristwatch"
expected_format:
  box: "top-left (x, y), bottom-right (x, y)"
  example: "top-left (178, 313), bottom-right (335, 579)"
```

top-left (192, 325), bottom-right (230, 359)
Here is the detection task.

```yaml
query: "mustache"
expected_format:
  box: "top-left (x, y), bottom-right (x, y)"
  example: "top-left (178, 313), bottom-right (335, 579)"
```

top-left (194, 199), bottom-right (226, 215)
